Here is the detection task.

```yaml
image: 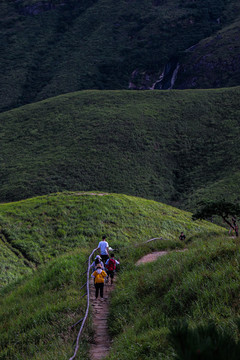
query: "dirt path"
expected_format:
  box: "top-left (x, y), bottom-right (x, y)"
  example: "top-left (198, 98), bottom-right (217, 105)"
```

top-left (89, 280), bottom-right (115, 360)
top-left (136, 251), bottom-right (168, 265)
top-left (136, 249), bottom-right (187, 265)
top-left (89, 249), bottom-right (186, 359)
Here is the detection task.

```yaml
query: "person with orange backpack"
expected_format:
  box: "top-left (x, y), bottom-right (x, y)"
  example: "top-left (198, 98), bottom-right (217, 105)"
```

top-left (91, 263), bottom-right (107, 300)
top-left (105, 253), bottom-right (120, 285)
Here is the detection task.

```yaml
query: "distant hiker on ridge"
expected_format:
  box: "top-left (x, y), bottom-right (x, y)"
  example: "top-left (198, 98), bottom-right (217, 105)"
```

top-left (235, 223), bottom-right (239, 237)
top-left (97, 235), bottom-right (109, 264)
top-left (179, 232), bottom-right (186, 241)
top-left (229, 217), bottom-right (237, 235)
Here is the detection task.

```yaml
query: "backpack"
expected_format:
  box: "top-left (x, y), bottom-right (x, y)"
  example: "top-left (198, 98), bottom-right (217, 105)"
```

top-left (107, 258), bottom-right (116, 271)
top-left (94, 270), bottom-right (106, 283)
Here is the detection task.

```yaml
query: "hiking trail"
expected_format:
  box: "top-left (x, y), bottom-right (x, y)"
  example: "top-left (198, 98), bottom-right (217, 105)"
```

top-left (136, 249), bottom-right (187, 266)
top-left (89, 249), bottom-right (186, 359)
top-left (89, 280), bottom-right (115, 360)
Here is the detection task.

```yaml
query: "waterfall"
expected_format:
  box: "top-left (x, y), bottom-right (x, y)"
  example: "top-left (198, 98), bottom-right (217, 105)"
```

top-left (169, 62), bottom-right (180, 89)
top-left (150, 68), bottom-right (165, 90)
top-left (151, 59), bottom-right (179, 90)
top-left (129, 59), bottom-right (180, 90)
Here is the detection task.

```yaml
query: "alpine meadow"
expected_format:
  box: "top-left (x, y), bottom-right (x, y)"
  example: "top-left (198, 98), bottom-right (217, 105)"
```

top-left (1, 1), bottom-right (240, 360)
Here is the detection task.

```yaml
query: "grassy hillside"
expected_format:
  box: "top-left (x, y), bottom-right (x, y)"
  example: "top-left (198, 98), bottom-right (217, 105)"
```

top-left (1, 251), bottom-right (89, 360)
top-left (1, 0), bottom-right (240, 112)
top-left (0, 192), bottom-right (224, 359)
top-left (1, 88), bottom-right (240, 209)
top-left (108, 234), bottom-right (240, 359)
top-left (1, 191), bottom-right (220, 287)
top-left (184, 171), bottom-right (240, 211)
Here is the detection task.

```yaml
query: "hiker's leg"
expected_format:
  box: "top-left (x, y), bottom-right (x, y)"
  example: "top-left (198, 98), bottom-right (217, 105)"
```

top-left (100, 283), bottom-right (104, 298)
top-left (95, 284), bottom-right (99, 298)
top-left (109, 271), bottom-right (114, 284)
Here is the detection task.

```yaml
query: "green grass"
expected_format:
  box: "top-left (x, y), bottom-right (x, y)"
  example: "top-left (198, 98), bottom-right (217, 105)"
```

top-left (0, 191), bottom-right (225, 359)
top-left (1, 88), bottom-right (240, 209)
top-left (107, 234), bottom-right (240, 359)
top-left (184, 171), bottom-right (240, 211)
top-left (1, 0), bottom-right (240, 112)
top-left (0, 251), bottom-right (91, 360)
top-left (1, 191), bottom-right (222, 287)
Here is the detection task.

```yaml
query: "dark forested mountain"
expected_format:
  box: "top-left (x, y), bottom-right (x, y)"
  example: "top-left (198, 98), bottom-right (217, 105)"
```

top-left (1, 0), bottom-right (240, 112)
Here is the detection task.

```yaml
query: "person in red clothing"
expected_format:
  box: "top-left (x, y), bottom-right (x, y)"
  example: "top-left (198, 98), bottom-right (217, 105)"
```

top-left (105, 253), bottom-right (120, 285)
top-left (91, 263), bottom-right (107, 300)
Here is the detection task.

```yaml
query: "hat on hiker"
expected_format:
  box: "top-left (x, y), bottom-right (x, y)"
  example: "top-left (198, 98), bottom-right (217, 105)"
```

top-left (96, 263), bottom-right (102, 268)
top-left (95, 255), bottom-right (102, 260)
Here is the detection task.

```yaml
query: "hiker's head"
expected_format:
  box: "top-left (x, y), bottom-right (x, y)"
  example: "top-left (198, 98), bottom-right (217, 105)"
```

top-left (110, 253), bottom-right (114, 258)
top-left (102, 235), bottom-right (107, 241)
top-left (95, 255), bottom-right (101, 260)
top-left (96, 263), bottom-right (102, 269)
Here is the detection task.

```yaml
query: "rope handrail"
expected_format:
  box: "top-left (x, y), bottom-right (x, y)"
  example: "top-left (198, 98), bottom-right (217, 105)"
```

top-left (134, 237), bottom-right (163, 246)
top-left (69, 236), bottom-right (166, 359)
top-left (69, 247), bottom-right (98, 360)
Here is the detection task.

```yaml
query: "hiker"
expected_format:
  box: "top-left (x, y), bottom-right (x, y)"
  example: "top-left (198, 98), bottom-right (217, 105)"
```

top-left (229, 217), bottom-right (237, 235)
top-left (90, 255), bottom-right (104, 272)
top-left (235, 224), bottom-right (239, 237)
top-left (105, 253), bottom-right (120, 285)
top-left (97, 235), bottom-right (109, 264)
top-left (91, 263), bottom-right (107, 300)
top-left (179, 232), bottom-right (186, 241)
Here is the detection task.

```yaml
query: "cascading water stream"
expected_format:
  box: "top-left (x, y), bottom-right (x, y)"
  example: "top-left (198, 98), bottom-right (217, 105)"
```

top-left (169, 62), bottom-right (180, 89)
top-left (150, 68), bottom-right (165, 90)
top-left (151, 59), bottom-right (180, 90)
top-left (128, 59), bottom-right (180, 90)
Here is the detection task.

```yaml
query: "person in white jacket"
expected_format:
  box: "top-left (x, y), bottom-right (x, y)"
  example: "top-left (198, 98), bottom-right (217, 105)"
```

top-left (97, 235), bottom-right (109, 264)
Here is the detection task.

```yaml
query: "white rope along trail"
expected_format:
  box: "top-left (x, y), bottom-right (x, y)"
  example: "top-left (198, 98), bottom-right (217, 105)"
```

top-left (69, 247), bottom-right (98, 360)
top-left (69, 236), bottom-right (168, 359)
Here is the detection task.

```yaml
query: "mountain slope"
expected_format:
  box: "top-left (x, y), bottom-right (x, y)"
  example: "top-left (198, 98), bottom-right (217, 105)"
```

top-left (1, 0), bottom-right (240, 112)
top-left (1, 191), bottom-right (221, 287)
top-left (0, 192), bottom-right (226, 359)
top-left (108, 235), bottom-right (240, 359)
top-left (1, 88), bottom-right (240, 207)
top-left (176, 13), bottom-right (240, 89)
